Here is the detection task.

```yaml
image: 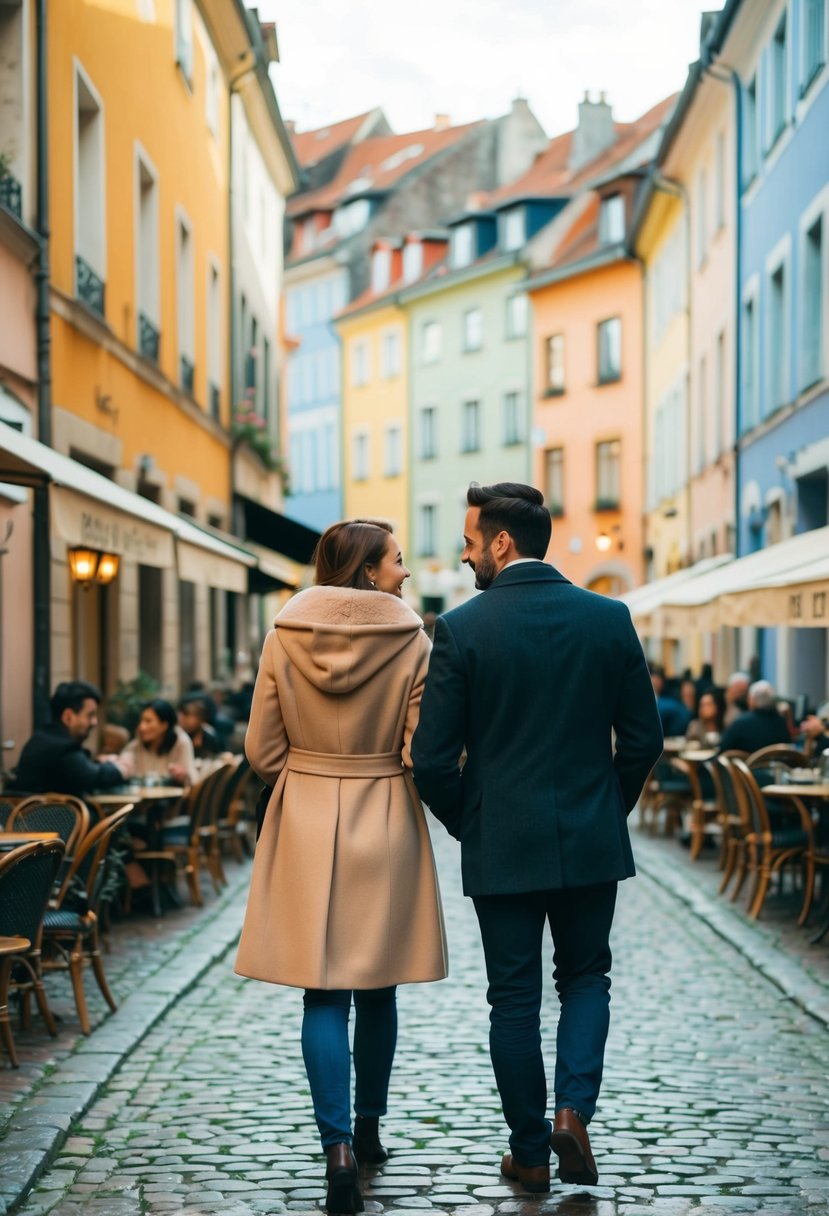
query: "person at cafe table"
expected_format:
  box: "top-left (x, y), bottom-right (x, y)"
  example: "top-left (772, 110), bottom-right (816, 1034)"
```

top-left (11, 680), bottom-right (128, 797)
top-left (118, 699), bottom-right (197, 787)
top-left (718, 680), bottom-right (790, 754)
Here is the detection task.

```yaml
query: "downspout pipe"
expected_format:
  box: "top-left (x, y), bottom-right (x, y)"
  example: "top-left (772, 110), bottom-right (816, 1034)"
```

top-left (701, 51), bottom-right (743, 559)
top-left (33, 0), bottom-right (51, 726)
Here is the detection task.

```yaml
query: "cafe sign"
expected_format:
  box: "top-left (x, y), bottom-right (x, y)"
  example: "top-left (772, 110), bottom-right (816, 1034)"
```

top-left (52, 486), bottom-right (174, 569)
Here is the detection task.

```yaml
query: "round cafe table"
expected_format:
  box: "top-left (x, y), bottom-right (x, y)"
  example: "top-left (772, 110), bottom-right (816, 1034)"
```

top-left (90, 788), bottom-right (187, 916)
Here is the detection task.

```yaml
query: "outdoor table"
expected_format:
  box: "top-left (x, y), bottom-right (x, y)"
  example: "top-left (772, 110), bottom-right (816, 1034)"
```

top-left (0, 830), bottom-right (60, 852)
top-left (679, 748), bottom-right (718, 762)
top-left (90, 788), bottom-right (187, 917)
top-left (662, 737), bottom-right (688, 754)
top-left (764, 784), bottom-right (829, 943)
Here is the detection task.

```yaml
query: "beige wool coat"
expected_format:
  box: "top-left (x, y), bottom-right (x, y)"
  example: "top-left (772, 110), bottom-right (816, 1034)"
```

top-left (235, 585), bottom-right (448, 990)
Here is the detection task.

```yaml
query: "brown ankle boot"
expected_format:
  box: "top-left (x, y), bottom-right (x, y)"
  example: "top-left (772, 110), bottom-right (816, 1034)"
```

top-left (550, 1108), bottom-right (598, 1185)
top-left (324, 1142), bottom-right (364, 1213)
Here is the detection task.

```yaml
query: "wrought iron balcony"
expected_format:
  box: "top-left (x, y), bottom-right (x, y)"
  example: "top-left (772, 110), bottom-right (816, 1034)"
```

top-left (76, 255), bottom-right (105, 317)
top-left (180, 355), bottom-right (195, 395)
top-left (138, 313), bottom-right (160, 363)
top-left (0, 173), bottom-right (22, 220)
top-left (209, 383), bottom-right (220, 420)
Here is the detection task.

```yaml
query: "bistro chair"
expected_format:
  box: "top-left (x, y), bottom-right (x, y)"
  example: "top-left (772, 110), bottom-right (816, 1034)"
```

top-left (639, 756), bottom-right (691, 837)
top-left (217, 759), bottom-right (257, 861)
top-left (748, 745), bottom-right (807, 769)
top-left (0, 796), bottom-right (27, 828)
top-left (674, 755), bottom-right (719, 860)
top-left (729, 758), bottom-right (814, 922)
top-left (41, 804), bottom-right (133, 1035)
top-left (134, 770), bottom-right (222, 908)
top-left (0, 839), bottom-right (66, 1066)
top-left (7, 794), bottom-right (90, 864)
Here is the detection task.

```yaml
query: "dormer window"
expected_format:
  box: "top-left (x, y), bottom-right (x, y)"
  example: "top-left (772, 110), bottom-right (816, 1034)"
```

top-left (599, 194), bottom-right (625, 244)
top-left (371, 247), bottom-right (392, 294)
top-left (502, 208), bottom-right (525, 251)
top-left (450, 223), bottom-right (474, 269)
top-left (403, 240), bottom-right (424, 283)
top-left (334, 197), bottom-right (371, 237)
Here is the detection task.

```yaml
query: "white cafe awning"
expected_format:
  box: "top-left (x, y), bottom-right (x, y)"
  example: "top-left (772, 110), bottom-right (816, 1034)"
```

top-left (620, 554), bottom-right (733, 633)
top-left (0, 422), bottom-right (254, 585)
top-left (654, 526), bottom-right (829, 636)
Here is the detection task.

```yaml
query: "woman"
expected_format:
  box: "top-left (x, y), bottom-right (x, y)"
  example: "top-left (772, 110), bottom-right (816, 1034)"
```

top-left (119, 698), bottom-right (196, 786)
top-left (685, 687), bottom-right (725, 745)
top-left (235, 521), bottom-right (447, 1214)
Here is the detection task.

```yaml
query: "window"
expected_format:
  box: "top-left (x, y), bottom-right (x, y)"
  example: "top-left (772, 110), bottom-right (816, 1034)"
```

top-left (384, 423), bottom-right (402, 476)
top-left (403, 240), bottom-right (423, 283)
top-left (502, 208), bottom-right (525, 251)
top-left (136, 150), bottom-right (159, 361)
top-left (695, 355), bottom-right (707, 473)
top-left (770, 13), bottom-right (788, 144)
top-left (463, 307), bottom-right (483, 351)
top-left (352, 430), bottom-right (370, 482)
top-left (595, 440), bottom-right (621, 508)
top-left (421, 320), bottom-right (442, 364)
top-left (262, 337), bottom-right (271, 425)
top-left (768, 262), bottom-right (787, 412)
top-left (599, 194), bottom-right (625, 244)
top-left (207, 261), bottom-right (221, 419)
top-left (545, 448), bottom-right (564, 515)
top-left (745, 75), bottom-right (758, 184)
top-left (802, 215), bottom-right (824, 388)
top-left (419, 407), bottom-right (437, 459)
top-left (174, 0), bottom-right (193, 83)
top-left (417, 502), bottom-right (438, 557)
top-left (205, 50), bottom-right (220, 137)
top-left (502, 391), bottom-right (522, 445)
top-left (75, 64), bottom-right (106, 316)
top-left (460, 399), bottom-right (481, 453)
top-left (802, 0), bottom-right (826, 93)
top-left (351, 339), bottom-right (370, 387)
top-left (450, 223), bottom-right (474, 269)
top-left (715, 132), bottom-right (726, 230)
top-left (380, 327), bottom-right (401, 379)
top-left (333, 198), bottom-right (371, 236)
top-left (545, 334), bottom-right (565, 394)
top-left (696, 167), bottom-right (707, 266)
top-left (597, 317), bottom-right (621, 383)
top-left (714, 329), bottom-right (726, 458)
top-left (743, 295), bottom-right (759, 428)
top-left (371, 247), bottom-right (392, 294)
top-left (505, 293), bottom-right (528, 338)
top-left (176, 212), bottom-right (195, 394)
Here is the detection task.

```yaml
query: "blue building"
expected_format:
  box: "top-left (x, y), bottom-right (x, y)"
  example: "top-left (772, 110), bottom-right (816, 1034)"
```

top-left (711, 0), bottom-right (829, 700)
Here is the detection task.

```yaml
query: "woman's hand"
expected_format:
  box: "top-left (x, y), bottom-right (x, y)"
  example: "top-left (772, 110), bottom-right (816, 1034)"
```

top-left (168, 762), bottom-right (189, 785)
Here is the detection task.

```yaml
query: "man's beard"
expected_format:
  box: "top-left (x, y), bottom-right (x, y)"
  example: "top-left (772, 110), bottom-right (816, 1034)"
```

top-left (472, 549), bottom-right (498, 590)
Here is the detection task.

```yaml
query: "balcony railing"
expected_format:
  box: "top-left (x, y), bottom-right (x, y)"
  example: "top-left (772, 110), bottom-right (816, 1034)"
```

top-left (76, 255), bottom-right (105, 317)
top-left (138, 313), bottom-right (160, 363)
top-left (0, 173), bottom-right (22, 220)
top-left (209, 383), bottom-right (220, 420)
top-left (180, 355), bottom-right (195, 395)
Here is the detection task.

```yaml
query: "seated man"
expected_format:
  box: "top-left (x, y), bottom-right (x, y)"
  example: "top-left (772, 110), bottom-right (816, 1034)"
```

top-left (178, 698), bottom-right (222, 760)
top-left (649, 664), bottom-right (692, 738)
top-left (719, 679), bottom-right (791, 755)
top-left (12, 681), bottom-right (127, 796)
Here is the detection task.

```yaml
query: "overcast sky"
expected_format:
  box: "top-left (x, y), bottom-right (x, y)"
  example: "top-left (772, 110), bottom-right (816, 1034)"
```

top-left (261, 0), bottom-right (714, 139)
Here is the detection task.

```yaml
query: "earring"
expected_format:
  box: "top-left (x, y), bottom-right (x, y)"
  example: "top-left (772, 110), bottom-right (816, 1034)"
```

top-left (369, 580), bottom-right (377, 588)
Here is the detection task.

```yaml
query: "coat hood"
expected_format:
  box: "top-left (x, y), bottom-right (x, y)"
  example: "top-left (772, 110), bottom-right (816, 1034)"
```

top-left (274, 585), bottom-right (425, 692)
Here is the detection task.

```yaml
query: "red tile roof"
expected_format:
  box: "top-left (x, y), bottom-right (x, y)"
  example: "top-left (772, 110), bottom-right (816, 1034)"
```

top-left (291, 111), bottom-right (378, 169)
top-left (288, 122), bottom-right (482, 218)
top-left (336, 236), bottom-right (449, 319)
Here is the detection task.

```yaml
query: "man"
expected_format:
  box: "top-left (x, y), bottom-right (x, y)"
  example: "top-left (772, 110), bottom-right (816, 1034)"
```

top-left (723, 671), bottom-right (750, 727)
top-left (13, 681), bottom-right (127, 796)
top-left (412, 483), bottom-right (663, 1194)
top-left (178, 698), bottom-right (222, 759)
top-left (649, 664), bottom-right (692, 737)
top-left (718, 679), bottom-right (790, 754)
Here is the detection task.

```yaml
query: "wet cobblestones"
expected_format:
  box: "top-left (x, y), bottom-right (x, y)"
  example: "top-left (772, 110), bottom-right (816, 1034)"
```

top-left (11, 823), bottom-right (829, 1215)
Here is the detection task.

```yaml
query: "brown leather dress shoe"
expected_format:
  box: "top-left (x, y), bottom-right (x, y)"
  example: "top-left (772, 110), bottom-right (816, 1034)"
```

top-left (550, 1108), bottom-right (598, 1185)
top-left (500, 1152), bottom-right (551, 1193)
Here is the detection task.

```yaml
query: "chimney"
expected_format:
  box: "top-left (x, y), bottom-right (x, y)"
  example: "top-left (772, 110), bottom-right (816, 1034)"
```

top-left (434, 113), bottom-right (451, 131)
top-left (569, 90), bottom-right (615, 172)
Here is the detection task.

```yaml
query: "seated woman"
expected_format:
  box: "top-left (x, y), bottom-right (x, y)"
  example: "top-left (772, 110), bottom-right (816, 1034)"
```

top-left (685, 687), bottom-right (725, 746)
top-left (119, 699), bottom-right (196, 787)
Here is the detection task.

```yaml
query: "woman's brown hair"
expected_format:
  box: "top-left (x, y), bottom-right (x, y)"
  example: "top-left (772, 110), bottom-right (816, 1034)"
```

top-left (313, 519), bottom-right (393, 589)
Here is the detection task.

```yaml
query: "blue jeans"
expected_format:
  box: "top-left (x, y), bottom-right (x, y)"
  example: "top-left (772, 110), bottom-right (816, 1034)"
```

top-left (473, 882), bottom-right (617, 1166)
top-left (301, 987), bottom-right (397, 1148)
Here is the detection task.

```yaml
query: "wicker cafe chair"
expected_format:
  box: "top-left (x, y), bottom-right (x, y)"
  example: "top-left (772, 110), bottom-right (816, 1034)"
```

top-left (0, 796), bottom-right (27, 828)
top-left (730, 758), bottom-right (814, 922)
top-left (639, 756), bottom-right (691, 836)
top-left (41, 804), bottom-right (134, 1035)
top-left (747, 745), bottom-right (807, 768)
top-left (705, 756), bottom-right (739, 881)
top-left (0, 937), bottom-right (31, 1067)
top-left (135, 769), bottom-right (225, 908)
top-left (217, 758), bottom-right (257, 860)
top-left (673, 755), bottom-right (719, 860)
top-left (0, 839), bottom-right (66, 1066)
top-left (8, 794), bottom-right (91, 865)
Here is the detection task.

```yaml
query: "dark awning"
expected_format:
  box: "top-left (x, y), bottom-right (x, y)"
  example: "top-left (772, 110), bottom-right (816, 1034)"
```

top-left (234, 494), bottom-right (321, 566)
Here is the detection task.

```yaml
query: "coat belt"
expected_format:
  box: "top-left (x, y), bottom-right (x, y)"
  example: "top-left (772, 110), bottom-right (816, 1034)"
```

top-left (285, 747), bottom-right (404, 778)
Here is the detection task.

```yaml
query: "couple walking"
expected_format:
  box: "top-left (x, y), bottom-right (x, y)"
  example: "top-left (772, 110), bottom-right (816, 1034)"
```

top-left (235, 481), bottom-right (663, 1211)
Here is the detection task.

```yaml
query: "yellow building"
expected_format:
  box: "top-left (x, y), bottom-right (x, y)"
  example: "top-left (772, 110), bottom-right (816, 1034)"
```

top-left (336, 239), bottom-right (410, 551)
top-left (40, 0), bottom-right (271, 707)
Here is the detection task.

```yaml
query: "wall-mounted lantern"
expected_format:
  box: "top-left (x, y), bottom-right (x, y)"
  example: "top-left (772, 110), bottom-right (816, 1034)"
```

top-left (68, 547), bottom-right (120, 588)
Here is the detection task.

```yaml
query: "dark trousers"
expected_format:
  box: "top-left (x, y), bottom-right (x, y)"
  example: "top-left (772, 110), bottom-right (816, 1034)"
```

top-left (301, 987), bottom-right (397, 1149)
top-left (473, 881), bottom-right (617, 1166)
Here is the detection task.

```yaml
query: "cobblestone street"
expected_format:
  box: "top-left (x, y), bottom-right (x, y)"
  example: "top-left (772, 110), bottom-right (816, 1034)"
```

top-left (11, 823), bottom-right (829, 1216)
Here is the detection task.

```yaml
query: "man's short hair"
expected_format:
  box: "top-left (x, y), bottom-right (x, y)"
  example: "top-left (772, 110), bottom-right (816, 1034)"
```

top-left (179, 698), bottom-right (207, 721)
top-left (467, 482), bottom-right (551, 559)
top-left (748, 679), bottom-right (776, 710)
top-left (727, 671), bottom-right (750, 688)
top-left (50, 680), bottom-right (102, 721)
